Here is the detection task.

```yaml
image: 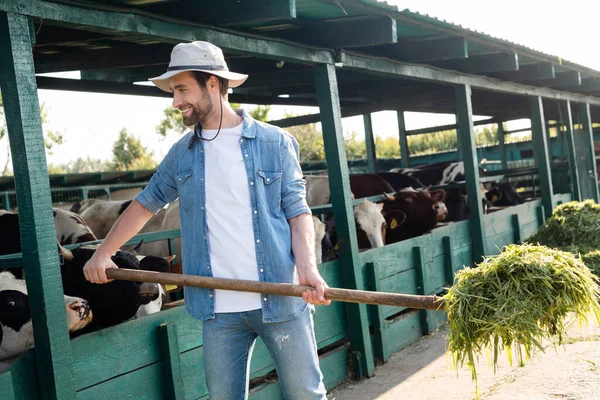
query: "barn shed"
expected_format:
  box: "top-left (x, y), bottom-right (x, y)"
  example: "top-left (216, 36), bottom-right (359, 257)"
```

top-left (1, 0), bottom-right (599, 399)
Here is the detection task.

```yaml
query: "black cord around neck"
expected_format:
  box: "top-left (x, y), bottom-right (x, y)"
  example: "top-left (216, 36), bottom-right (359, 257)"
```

top-left (188, 92), bottom-right (224, 149)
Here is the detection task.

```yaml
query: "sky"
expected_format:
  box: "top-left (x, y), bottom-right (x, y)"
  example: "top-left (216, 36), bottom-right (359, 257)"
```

top-left (4, 0), bottom-right (600, 168)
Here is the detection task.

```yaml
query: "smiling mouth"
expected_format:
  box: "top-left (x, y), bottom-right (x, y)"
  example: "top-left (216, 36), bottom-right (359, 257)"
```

top-left (180, 106), bottom-right (192, 117)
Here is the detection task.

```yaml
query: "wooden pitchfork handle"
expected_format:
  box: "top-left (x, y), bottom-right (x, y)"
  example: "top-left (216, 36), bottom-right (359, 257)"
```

top-left (106, 268), bottom-right (445, 311)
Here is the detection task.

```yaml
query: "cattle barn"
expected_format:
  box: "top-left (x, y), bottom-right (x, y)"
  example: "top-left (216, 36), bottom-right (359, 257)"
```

top-left (1, 0), bottom-right (599, 398)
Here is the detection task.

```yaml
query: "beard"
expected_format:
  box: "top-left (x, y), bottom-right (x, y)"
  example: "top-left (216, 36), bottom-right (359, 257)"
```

top-left (182, 88), bottom-right (214, 126)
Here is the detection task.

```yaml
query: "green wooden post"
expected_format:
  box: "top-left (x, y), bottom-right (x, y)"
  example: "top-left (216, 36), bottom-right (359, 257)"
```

top-left (314, 64), bottom-right (375, 377)
top-left (455, 113), bottom-right (463, 161)
top-left (0, 12), bottom-right (76, 399)
top-left (158, 324), bottom-right (185, 400)
top-left (497, 122), bottom-right (507, 169)
top-left (366, 262), bottom-right (387, 362)
top-left (3, 192), bottom-right (9, 210)
top-left (530, 96), bottom-right (554, 218)
top-left (442, 236), bottom-right (455, 285)
top-left (455, 84), bottom-right (487, 260)
top-left (560, 101), bottom-right (581, 201)
top-left (577, 103), bottom-right (600, 202)
top-left (363, 114), bottom-right (377, 173)
top-left (397, 110), bottom-right (410, 168)
top-left (511, 214), bottom-right (521, 243)
top-left (413, 246), bottom-right (430, 335)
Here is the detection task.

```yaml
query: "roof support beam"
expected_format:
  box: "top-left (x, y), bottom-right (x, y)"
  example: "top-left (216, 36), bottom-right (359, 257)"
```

top-left (494, 62), bottom-right (555, 81)
top-left (530, 71), bottom-right (582, 88)
top-left (429, 52), bottom-right (519, 74)
top-left (146, 0), bottom-right (296, 26)
top-left (275, 16), bottom-right (397, 48)
top-left (35, 77), bottom-right (321, 106)
top-left (573, 77), bottom-right (600, 93)
top-left (385, 37), bottom-right (468, 62)
top-left (34, 44), bottom-right (172, 73)
top-left (1, 0), bottom-right (599, 105)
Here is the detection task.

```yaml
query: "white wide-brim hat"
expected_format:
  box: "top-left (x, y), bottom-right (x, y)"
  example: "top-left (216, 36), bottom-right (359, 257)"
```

top-left (150, 41), bottom-right (248, 92)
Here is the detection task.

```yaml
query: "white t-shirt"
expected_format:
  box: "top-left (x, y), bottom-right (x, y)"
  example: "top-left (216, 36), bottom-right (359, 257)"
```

top-left (202, 122), bottom-right (262, 313)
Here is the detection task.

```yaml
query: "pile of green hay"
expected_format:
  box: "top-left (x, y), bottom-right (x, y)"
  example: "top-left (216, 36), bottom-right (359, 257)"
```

top-left (528, 200), bottom-right (600, 274)
top-left (443, 244), bottom-right (600, 397)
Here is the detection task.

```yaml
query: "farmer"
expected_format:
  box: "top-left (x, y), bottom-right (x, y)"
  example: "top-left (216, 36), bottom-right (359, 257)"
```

top-left (82, 41), bottom-right (330, 399)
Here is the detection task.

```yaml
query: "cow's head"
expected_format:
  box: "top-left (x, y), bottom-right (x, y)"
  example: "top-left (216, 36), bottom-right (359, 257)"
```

top-left (384, 189), bottom-right (447, 222)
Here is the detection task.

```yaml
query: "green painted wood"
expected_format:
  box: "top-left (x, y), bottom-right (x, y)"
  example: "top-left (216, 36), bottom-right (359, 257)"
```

top-left (390, 37), bottom-right (468, 62)
top-left (537, 205), bottom-right (546, 226)
top-left (405, 117), bottom-right (499, 136)
top-left (412, 246), bottom-right (429, 335)
top-left (280, 16), bottom-right (397, 48)
top-left (151, 0), bottom-right (296, 26)
top-left (559, 101), bottom-right (581, 201)
top-left (340, 52), bottom-right (600, 106)
top-left (158, 324), bottom-right (185, 400)
top-left (495, 62), bottom-right (555, 81)
top-left (0, 12), bottom-right (75, 400)
top-left (530, 96), bottom-right (555, 218)
top-left (0, 372), bottom-right (15, 400)
top-left (576, 77), bottom-right (600, 93)
top-left (380, 310), bottom-right (426, 360)
top-left (455, 84), bottom-right (487, 259)
top-left (498, 122), bottom-right (507, 169)
top-left (0, 1), bottom-right (335, 65)
top-left (363, 114), bottom-right (377, 173)
top-left (430, 52), bottom-right (519, 74)
top-left (397, 110), bottom-right (410, 167)
top-left (577, 103), bottom-right (600, 202)
top-left (70, 307), bottom-right (199, 390)
top-left (314, 63), bottom-right (374, 377)
top-left (530, 71), bottom-right (582, 88)
top-left (75, 363), bottom-right (168, 400)
top-left (442, 236), bottom-right (455, 285)
top-left (0, 351), bottom-right (39, 400)
top-left (366, 262), bottom-right (387, 361)
top-left (511, 214), bottom-right (522, 243)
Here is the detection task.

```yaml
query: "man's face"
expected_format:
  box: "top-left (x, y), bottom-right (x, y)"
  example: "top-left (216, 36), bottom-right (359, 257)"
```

top-left (170, 71), bottom-right (213, 126)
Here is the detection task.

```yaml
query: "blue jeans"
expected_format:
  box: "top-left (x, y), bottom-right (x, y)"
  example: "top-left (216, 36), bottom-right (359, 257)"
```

top-left (202, 307), bottom-right (327, 399)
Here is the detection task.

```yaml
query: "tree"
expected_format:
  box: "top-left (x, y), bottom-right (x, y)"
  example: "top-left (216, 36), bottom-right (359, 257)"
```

top-left (287, 123), bottom-right (325, 162)
top-left (112, 128), bottom-right (157, 171)
top-left (0, 94), bottom-right (66, 175)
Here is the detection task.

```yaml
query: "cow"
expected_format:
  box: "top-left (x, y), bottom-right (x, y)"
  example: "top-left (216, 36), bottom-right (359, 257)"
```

top-left (53, 208), bottom-right (97, 244)
top-left (392, 161), bottom-right (523, 209)
top-left (60, 245), bottom-right (162, 330)
top-left (0, 271), bottom-right (92, 367)
top-left (376, 172), bottom-right (469, 222)
top-left (71, 199), bottom-right (167, 240)
top-left (0, 210), bottom-right (93, 279)
top-left (383, 189), bottom-right (447, 242)
top-left (312, 216), bottom-right (333, 265)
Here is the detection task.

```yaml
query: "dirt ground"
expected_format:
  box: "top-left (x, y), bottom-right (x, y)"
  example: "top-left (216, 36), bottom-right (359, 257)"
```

top-left (329, 316), bottom-right (600, 400)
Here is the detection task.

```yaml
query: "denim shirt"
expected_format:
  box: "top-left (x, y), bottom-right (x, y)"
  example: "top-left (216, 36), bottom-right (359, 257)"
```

top-left (136, 109), bottom-right (311, 322)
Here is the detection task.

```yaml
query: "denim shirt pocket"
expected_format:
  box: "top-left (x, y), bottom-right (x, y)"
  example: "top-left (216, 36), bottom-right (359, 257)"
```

top-left (256, 170), bottom-right (282, 212)
top-left (176, 168), bottom-right (195, 211)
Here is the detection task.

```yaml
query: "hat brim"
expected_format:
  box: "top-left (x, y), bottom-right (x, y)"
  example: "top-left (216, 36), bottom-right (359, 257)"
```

top-left (150, 69), bottom-right (248, 92)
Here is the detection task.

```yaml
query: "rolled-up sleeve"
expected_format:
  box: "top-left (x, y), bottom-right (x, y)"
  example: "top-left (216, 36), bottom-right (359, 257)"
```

top-left (136, 146), bottom-right (179, 214)
top-left (280, 133), bottom-right (311, 220)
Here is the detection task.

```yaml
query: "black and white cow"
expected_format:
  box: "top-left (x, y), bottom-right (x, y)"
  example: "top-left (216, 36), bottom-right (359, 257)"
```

top-left (60, 246), bottom-right (162, 330)
top-left (392, 161), bottom-right (523, 211)
top-left (0, 272), bottom-right (92, 366)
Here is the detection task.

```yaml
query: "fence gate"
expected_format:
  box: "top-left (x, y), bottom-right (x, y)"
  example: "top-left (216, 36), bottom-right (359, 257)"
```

top-left (573, 129), bottom-right (598, 200)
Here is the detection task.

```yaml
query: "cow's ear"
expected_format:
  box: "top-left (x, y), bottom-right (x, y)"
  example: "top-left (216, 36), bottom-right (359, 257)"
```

top-left (377, 202), bottom-right (384, 211)
top-left (431, 189), bottom-right (446, 202)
